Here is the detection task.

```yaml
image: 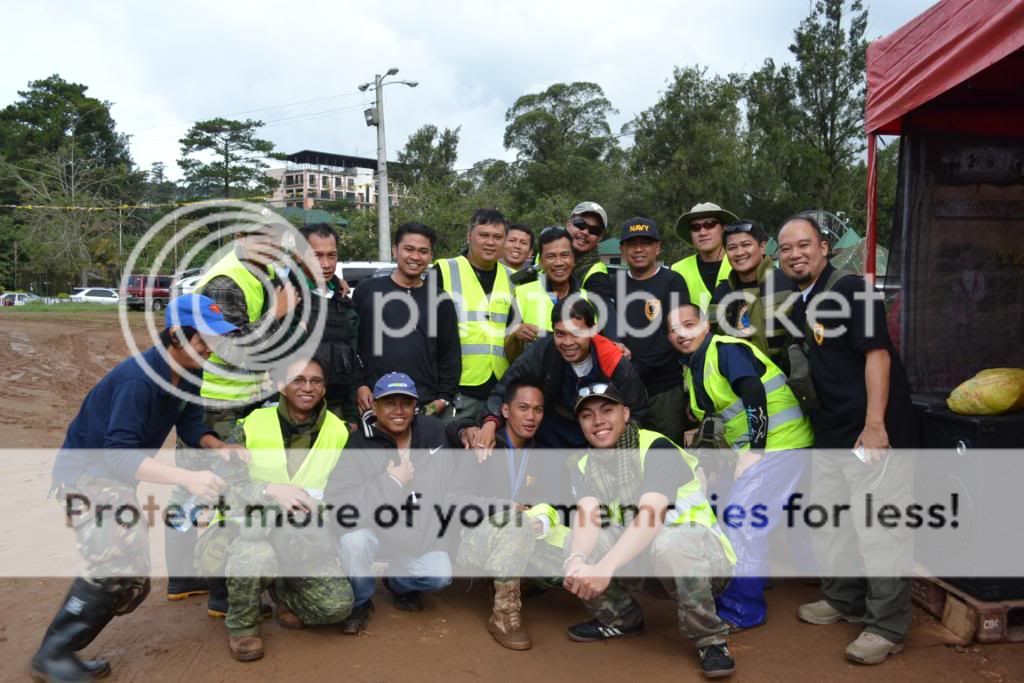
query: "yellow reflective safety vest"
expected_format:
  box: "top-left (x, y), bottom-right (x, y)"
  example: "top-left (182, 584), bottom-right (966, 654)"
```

top-left (671, 254), bottom-right (731, 312)
top-left (685, 335), bottom-right (813, 453)
top-left (577, 429), bottom-right (736, 563)
top-left (239, 406), bottom-right (348, 493)
top-left (437, 256), bottom-right (513, 386)
top-left (197, 251), bottom-right (275, 403)
top-left (514, 276), bottom-right (589, 333)
top-left (579, 260), bottom-right (608, 289)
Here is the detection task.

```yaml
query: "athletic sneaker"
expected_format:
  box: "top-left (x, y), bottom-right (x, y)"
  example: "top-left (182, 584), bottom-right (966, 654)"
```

top-left (699, 644), bottom-right (736, 678)
top-left (567, 618), bottom-right (645, 642)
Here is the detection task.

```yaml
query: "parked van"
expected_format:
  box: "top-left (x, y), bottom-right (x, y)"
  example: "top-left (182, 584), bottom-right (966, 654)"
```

top-left (122, 275), bottom-right (173, 311)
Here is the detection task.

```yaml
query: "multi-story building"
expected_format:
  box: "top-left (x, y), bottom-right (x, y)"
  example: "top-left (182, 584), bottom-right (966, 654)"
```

top-left (266, 149), bottom-right (404, 211)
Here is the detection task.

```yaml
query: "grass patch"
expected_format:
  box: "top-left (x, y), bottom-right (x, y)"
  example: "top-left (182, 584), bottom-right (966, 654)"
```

top-left (1, 302), bottom-right (132, 314)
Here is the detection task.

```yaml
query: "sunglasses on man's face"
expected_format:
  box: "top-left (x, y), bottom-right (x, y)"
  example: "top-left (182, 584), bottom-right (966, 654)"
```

top-left (571, 217), bottom-right (604, 237)
top-left (690, 219), bottom-right (721, 232)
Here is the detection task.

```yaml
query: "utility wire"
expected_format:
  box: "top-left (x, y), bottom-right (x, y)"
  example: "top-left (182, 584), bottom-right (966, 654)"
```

top-left (128, 90), bottom-right (365, 133)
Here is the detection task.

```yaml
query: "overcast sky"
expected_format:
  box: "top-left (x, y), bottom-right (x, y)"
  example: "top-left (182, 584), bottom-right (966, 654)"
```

top-left (2, 0), bottom-right (935, 179)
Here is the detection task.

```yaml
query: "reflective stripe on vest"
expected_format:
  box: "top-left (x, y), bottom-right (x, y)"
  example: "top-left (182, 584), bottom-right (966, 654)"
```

top-left (577, 429), bottom-right (736, 564)
top-left (437, 256), bottom-right (512, 386)
top-left (513, 276), bottom-right (589, 333)
top-left (685, 335), bottom-right (814, 453)
top-left (197, 251), bottom-right (274, 402)
top-left (671, 255), bottom-right (731, 312)
top-left (239, 406), bottom-right (348, 492)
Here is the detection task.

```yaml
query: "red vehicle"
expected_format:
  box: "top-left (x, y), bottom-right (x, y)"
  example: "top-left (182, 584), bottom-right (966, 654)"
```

top-left (121, 274), bottom-right (173, 311)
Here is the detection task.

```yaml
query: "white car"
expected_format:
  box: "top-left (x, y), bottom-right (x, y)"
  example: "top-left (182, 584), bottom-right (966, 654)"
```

top-left (337, 261), bottom-right (396, 295)
top-left (70, 288), bottom-right (120, 304)
top-left (0, 292), bottom-right (41, 306)
top-left (170, 274), bottom-right (202, 299)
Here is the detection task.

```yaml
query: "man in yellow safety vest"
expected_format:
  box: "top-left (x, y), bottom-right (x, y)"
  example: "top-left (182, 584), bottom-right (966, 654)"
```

top-left (435, 209), bottom-right (515, 424)
top-left (216, 356), bottom-right (353, 662)
top-left (671, 202), bottom-right (739, 314)
top-left (667, 301), bottom-right (813, 631)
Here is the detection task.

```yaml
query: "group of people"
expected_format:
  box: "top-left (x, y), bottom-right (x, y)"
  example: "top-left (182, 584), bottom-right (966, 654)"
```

top-left (34, 199), bottom-right (917, 682)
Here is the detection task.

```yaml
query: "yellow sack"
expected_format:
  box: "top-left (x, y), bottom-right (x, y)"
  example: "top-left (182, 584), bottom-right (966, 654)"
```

top-left (947, 368), bottom-right (1024, 416)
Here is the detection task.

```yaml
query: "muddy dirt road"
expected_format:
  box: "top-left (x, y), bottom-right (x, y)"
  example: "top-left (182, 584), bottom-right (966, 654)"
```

top-left (0, 310), bottom-right (1020, 682)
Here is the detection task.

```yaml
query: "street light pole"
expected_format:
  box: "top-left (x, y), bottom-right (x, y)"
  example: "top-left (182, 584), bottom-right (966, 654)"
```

top-left (359, 68), bottom-right (418, 263)
top-left (374, 73), bottom-right (391, 262)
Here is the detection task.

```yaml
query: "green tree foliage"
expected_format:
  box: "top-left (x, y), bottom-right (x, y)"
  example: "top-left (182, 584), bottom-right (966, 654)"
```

top-left (0, 75), bottom-right (132, 170)
top-left (143, 161), bottom-right (180, 204)
top-left (502, 82), bottom-right (620, 222)
top-left (178, 118), bottom-right (278, 199)
top-left (627, 67), bottom-right (746, 259)
top-left (395, 124), bottom-right (461, 187)
top-left (0, 144), bottom-right (126, 288)
top-left (0, 75), bottom-right (141, 291)
top-left (788, 0), bottom-right (869, 213)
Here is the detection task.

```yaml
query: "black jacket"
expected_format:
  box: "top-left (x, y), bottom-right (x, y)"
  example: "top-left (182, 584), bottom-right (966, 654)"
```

top-left (484, 334), bottom-right (648, 425)
top-left (324, 413), bottom-right (455, 556)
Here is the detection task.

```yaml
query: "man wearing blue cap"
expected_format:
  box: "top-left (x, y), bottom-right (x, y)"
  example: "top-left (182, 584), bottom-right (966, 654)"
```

top-left (327, 372), bottom-right (455, 634)
top-left (32, 294), bottom-right (246, 682)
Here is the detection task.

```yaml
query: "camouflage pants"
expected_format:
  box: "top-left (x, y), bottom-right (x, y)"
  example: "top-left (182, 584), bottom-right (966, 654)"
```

top-left (169, 406), bottom-right (247, 507)
top-left (575, 522), bottom-right (732, 649)
top-left (224, 537), bottom-right (353, 636)
top-left (58, 475), bottom-right (151, 610)
top-left (456, 511), bottom-right (565, 580)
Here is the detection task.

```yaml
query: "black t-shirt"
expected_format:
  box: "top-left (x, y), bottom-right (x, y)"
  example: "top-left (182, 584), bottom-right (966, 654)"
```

top-left (794, 266), bottom-right (917, 449)
top-left (352, 274), bottom-right (461, 403)
top-left (570, 437), bottom-right (693, 503)
top-left (697, 258), bottom-right (724, 294)
top-left (612, 267), bottom-right (690, 393)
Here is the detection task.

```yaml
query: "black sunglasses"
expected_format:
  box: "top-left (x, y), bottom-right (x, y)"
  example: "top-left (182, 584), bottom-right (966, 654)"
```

top-left (724, 222), bottom-right (755, 234)
top-left (571, 216), bottom-right (604, 237)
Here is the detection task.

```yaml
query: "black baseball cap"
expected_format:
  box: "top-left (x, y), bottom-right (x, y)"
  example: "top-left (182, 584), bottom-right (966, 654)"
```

top-left (574, 382), bottom-right (627, 414)
top-left (619, 217), bottom-right (660, 243)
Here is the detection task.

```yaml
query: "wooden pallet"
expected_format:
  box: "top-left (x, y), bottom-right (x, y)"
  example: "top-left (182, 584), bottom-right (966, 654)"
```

top-left (913, 572), bottom-right (1024, 644)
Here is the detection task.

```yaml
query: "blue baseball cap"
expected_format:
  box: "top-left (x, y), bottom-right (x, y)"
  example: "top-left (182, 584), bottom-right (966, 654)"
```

top-left (165, 294), bottom-right (238, 336)
top-left (372, 372), bottom-right (419, 400)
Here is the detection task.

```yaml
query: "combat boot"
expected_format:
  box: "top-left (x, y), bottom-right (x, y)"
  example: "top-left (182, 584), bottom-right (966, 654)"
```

top-left (227, 632), bottom-right (264, 662)
top-left (488, 580), bottom-right (531, 650)
top-left (30, 578), bottom-right (118, 682)
top-left (269, 583), bottom-right (304, 630)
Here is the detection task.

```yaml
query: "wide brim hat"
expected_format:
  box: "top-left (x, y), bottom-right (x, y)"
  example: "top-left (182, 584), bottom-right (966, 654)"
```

top-left (674, 202), bottom-right (740, 242)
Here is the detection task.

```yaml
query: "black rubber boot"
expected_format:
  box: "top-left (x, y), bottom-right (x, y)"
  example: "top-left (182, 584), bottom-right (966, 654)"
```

top-left (30, 578), bottom-right (118, 682)
top-left (207, 577), bottom-right (229, 618)
top-left (165, 525), bottom-right (207, 600)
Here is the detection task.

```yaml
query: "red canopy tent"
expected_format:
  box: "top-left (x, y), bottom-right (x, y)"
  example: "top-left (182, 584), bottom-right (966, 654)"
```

top-left (864, 0), bottom-right (1024, 275)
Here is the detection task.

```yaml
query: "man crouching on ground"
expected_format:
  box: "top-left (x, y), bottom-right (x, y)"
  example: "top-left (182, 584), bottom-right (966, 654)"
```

top-left (563, 382), bottom-right (738, 679)
top-left (216, 356), bottom-right (354, 661)
top-left (446, 380), bottom-right (569, 650)
top-left (327, 373), bottom-right (455, 634)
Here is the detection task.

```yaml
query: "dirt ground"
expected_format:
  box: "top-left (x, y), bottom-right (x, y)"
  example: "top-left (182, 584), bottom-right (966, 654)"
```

top-left (1, 309), bottom-right (1021, 682)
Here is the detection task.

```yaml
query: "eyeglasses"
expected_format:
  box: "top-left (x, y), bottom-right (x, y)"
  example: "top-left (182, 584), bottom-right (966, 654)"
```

top-left (577, 383), bottom-right (612, 400)
top-left (571, 217), bottom-right (604, 237)
top-left (690, 219), bottom-right (721, 232)
top-left (289, 376), bottom-right (325, 388)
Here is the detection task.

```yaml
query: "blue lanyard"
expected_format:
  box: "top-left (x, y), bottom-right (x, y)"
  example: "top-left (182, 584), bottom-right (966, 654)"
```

top-left (504, 427), bottom-right (530, 501)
